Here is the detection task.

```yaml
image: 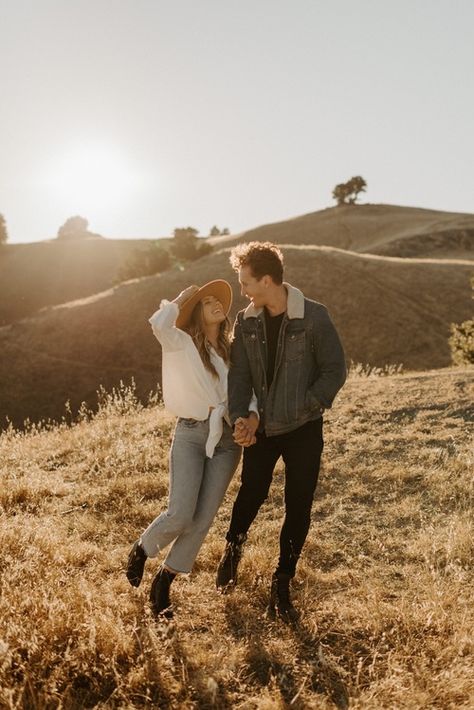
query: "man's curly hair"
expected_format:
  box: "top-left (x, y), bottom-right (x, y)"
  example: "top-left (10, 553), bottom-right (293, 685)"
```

top-left (229, 241), bottom-right (284, 285)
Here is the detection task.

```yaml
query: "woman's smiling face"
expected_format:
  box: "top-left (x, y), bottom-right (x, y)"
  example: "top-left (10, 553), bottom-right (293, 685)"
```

top-left (200, 295), bottom-right (225, 326)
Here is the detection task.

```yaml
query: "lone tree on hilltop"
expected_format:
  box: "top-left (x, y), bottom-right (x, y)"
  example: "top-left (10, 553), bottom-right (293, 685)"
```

top-left (332, 176), bottom-right (367, 206)
top-left (57, 216), bottom-right (102, 240)
top-left (0, 213), bottom-right (8, 245)
top-left (57, 216), bottom-right (89, 240)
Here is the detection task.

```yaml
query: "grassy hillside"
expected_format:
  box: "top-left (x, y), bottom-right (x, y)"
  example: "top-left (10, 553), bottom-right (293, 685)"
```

top-left (212, 204), bottom-right (474, 259)
top-left (0, 245), bottom-right (472, 428)
top-left (1, 203), bottom-right (472, 427)
top-left (1, 204), bottom-right (472, 328)
top-left (0, 367), bottom-right (472, 708)
top-left (0, 237), bottom-right (165, 326)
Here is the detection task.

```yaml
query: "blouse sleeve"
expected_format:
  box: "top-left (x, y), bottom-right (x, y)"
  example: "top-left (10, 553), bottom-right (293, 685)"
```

top-left (149, 300), bottom-right (189, 351)
top-left (248, 390), bottom-right (260, 420)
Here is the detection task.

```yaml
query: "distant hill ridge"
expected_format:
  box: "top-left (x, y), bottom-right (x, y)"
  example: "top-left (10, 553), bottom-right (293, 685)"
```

top-left (211, 203), bottom-right (474, 258)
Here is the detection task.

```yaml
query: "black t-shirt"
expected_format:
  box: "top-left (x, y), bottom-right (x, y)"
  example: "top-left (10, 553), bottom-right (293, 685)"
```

top-left (264, 308), bottom-right (285, 387)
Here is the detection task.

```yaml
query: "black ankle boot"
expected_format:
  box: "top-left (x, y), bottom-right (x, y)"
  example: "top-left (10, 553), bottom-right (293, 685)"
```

top-left (150, 567), bottom-right (176, 619)
top-left (126, 539), bottom-right (147, 588)
top-left (268, 572), bottom-right (299, 623)
top-left (216, 533), bottom-right (247, 589)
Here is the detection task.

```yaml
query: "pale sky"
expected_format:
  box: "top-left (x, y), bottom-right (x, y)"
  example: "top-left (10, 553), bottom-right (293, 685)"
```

top-left (1, 0), bottom-right (473, 243)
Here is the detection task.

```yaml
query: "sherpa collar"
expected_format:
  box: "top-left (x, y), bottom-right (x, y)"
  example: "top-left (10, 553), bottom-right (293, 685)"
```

top-left (243, 282), bottom-right (305, 320)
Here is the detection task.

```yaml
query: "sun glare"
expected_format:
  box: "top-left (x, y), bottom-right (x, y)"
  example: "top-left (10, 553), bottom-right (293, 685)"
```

top-left (41, 142), bottom-right (144, 218)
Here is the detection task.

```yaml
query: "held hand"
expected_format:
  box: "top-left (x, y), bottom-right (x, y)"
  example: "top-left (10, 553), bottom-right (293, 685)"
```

top-left (233, 413), bottom-right (259, 447)
top-left (233, 426), bottom-right (256, 447)
top-left (233, 421), bottom-right (252, 446)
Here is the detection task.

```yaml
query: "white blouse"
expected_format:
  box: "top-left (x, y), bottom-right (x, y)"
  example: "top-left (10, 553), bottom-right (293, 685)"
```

top-left (149, 300), bottom-right (257, 457)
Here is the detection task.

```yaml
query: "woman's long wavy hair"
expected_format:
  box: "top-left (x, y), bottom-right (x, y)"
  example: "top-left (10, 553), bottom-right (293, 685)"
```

top-left (184, 301), bottom-right (231, 377)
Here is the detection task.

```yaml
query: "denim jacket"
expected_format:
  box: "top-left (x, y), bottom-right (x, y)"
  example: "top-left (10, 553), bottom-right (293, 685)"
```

top-left (228, 283), bottom-right (347, 436)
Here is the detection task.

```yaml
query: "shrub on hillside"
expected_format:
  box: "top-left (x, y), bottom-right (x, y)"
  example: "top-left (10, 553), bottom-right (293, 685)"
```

top-left (171, 227), bottom-right (213, 261)
top-left (349, 361), bottom-right (404, 377)
top-left (95, 380), bottom-right (144, 418)
top-left (116, 242), bottom-right (171, 282)
top-left (449, 319), bottom-right (474, 365)
top-left (449, 277), bottom-right (474, 365)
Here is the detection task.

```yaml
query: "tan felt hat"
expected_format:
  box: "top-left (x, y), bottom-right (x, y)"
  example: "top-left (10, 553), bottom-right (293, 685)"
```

top-left (176, 279), bottom-right (233, 330)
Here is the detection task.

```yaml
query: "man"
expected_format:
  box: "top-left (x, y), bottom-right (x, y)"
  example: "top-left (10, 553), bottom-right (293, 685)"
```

top-left (216, 241), bottom-right (346, 622)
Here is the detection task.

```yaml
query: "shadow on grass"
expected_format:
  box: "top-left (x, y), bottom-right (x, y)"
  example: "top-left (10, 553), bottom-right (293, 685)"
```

top-left (222, 590), bottom-right (350, 708)
top-left (293, 623), bottom-right (350, 710)
top-left (140, 615), bottom-right (234, 709)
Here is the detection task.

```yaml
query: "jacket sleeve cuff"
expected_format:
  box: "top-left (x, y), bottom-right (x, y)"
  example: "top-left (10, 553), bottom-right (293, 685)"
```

top-left (306, 390), bottom-right (325, 413)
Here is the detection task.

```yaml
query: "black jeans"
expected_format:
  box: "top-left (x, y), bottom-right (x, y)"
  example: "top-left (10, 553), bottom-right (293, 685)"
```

top-left (226, 418), bottom-right (324, 577)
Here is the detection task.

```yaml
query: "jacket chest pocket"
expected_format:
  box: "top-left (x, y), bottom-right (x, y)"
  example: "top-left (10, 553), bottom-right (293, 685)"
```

top-left (243, 331), bottom-right (260, 361)
top-left (285, 330), bottom-right (306, 361)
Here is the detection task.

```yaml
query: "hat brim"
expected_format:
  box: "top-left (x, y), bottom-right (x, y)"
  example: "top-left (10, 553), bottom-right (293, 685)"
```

top-left (175, 279), bottom-right (233, 330)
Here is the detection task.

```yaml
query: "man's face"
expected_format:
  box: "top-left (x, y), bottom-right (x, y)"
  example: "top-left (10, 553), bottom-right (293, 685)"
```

top-left (238, 265), bottom-right (268, 309)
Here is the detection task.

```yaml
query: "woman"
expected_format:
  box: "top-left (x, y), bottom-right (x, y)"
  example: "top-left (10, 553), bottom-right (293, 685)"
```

top-left (126, 280), bottom-right (257, 618)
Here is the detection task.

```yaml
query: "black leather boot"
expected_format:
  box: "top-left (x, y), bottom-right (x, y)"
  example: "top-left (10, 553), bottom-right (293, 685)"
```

top-left (268, 572), bottom-right (300, 623)
top-left (216, 533), bottom-right (247, 589)
top-left (126, 539), bottom-right (147, 588)
top-left (149, 567), bottom-right (176, 619)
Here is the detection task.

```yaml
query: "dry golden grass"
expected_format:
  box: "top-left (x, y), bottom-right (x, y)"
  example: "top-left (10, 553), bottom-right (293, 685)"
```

top-left (1, 368), bottom-right (473, 708)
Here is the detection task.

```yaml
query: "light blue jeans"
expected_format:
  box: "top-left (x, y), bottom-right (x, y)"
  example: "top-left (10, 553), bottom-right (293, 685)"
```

top-left (140, 417), bottom-right (241, 573)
